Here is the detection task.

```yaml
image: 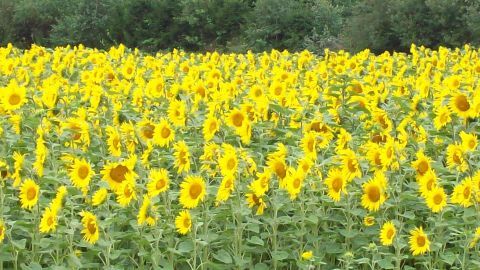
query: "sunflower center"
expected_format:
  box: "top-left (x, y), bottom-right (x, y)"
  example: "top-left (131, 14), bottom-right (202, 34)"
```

top-left (469, 140), bottom-right (476, 149)
top-left (124, 185), bottom-right (133, 197)
top-left (1, 170), bottom-right (7, 178)
top-left (183, 217), bottom-right (191, 228)
top-left (113, 137), bottom-right (120, 149)
top-left (224, 179), bottom-right (233, 189)
top-left (452, 152), bottom-right (462, 164)
top-left (307, 139), bottom-right (314, 152)
top-left (78, 165), bottom-right (90, 179)
top-left (87, 221), bottom-right (97, 234)
top-left (161, 126), bottom-right (171, 138)
top-left (143, 124), bottom-right (154, 139)
top-left (0, 226), bottom-right (3, 235)
top-left (433, 193), bottom-right (443, 205)
top-left (416, 235), bottom-right (426, 247)
top-left (332, 177), bottom-right (343, 192)
top-left (463, 186), bottom-right (471, 199)
top-left (455, 95), bottom-right (470, 112)
top-left (387, 229), bottom-right (394, 239)
top-left (274, 86), bottom-right (282, 96)
top-left (9, 93), bottom-right (21, 106)
top-left (179, 151), bottom-right (188, 164)
top-left (426, 179), bottom-right (434, 191)
top-left (110, 165), bottom-right (128, 183)
top-left (367, 186), bottom-right (380, 202)
top-left (27, 187), bottom-right (36, 200)
top-left (232, 113), bottom-right (244, 127)
top-left (189, 183), bottom-right (202, 200)
top-left (293, 178), bottom-right (301, 189)
top-left (274, 162), bottom-right (286, 179)
top-left (47, 216), bottom-right (54, 226)
top-left (227, 158), bottom-right (236, 171)
top-left (209, 121), bottom-right (217, 132)
top-left (254, 89), bottom-right (262, 97)
top-left (155, 179), bottom-right (165, 190)
top-left (347, 159), bottom-right (357, 173)
top-left (417, 160), bottom-right (429, 175)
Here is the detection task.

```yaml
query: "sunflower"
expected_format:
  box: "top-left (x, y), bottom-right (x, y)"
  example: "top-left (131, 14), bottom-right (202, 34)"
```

top-left (286, 168), bottom-right (305, 200)
top-left (175, 210), bottom-right (192, 235)
top-left (324, 168), bottom-right (347, 202)
top-left (301, 251), bottom-right (313, 260)
top-left (215, 174), bottom-right (235, 205)
top-left (168, 99), bottom-right (186, 127)
top-left (1, 80), bottom-right (27, 111)
top-left (0, 220), bottom-right (5, 242)
top-left (69, 158), bottom-right (93, 192)
top-left (138, 195), bottom-right (157, 226)
top-left (469, 227), bottom-right (480, 248)
top-left (446, 144), bottom-right (468, 172)
top-left (409, 227), bottom-right (430, 256)
top-left (249, 170), bottom-right (271, 197)
top-left (361, 176), bottom-right (386, 212)
top-left (174, 141), bottom-right (191, 174)
top-left (418, 169), bottom-right (438, 197)
top-left (147, 168), bottom-right (170, 197)
top-left (115, 180), bottom-right (137, 207)
top-left (339, 148), bottom-right (362, 181)
top-left (451, 177), bottom-right (474, 207)
top-left (179, 175), bottom-right (206, 209)
top-left (300, 131), bottom-right (317, 159)
top-left (411, 150), bottom-right (431, 177)
top-left (106, 126), bottom-right (122, 157)
top-left (80, 211), bottom-right (99, 244)
top-left (203, 115), bottom-right (220, 141)
top-left (246, 192), bottom-right (267, 215)
top-left (460, 131), bottom-right (477, 152)
top-left (101, 159), bottom-right (136, 192)
top-left (380, 221), bottom-right (396, 246)
top-left (363, 216), bottom-right (375, 227)
top-left (137, 119), bottom-right (155, 142)
top-left (19, 179), bottom-right (40, 210)
top-left (425, 186), bottom-right (447, 213)
top-left (153, 119), bottom-right (175, 147)
top-left (433, 106), bottom-right (451, 130)
top-left (39, 207), bottom-right (57, 233)
top-left (92, 188), bottom-right (108, 206)
top-left (228, 108), bottom-right (246, 129)
top-left (219, 145), bottom-right (238, 177)
top-left (450, 92), bottom-right (473, 119)
top-left (267, 156), bottom-right (288, 183)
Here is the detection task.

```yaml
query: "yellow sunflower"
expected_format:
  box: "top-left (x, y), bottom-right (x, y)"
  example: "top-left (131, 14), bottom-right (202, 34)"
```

top-left (1, 80), bottom-right (27, 111)
top-left (246, 192), bottom-right (267, 215)
top-left (92, 188), bottom-right (108, 206)
top-left (175, 210), bottom-right (192, 235)
top-left (137, 119), bottom-right (155, 142)
top-left (460, 131), bottom-right (477, 152)
top-left (69, 158), bottom-right (93, 192)
top-left (450, 92), bottom-right (474, 119)
top-left (80, 211), bottom-right (99, 244)
top-left (409, 227), bottom-right (430, 256)
top-left (446, 144), bottom-right (468, 172)
top-left (168, 99), bottom-right (186, 127)
top-left (219, 145), bottom-right (238, 177)
top-left (363, 216), bottom-right (375, 227)
top-left (286, 168), bottom-right (305, 200)
top-left (19, 179), bottom-right (40, 210)
top-left (179, 175), bottom-right (206, 209)
top-left (39, 207), bottom-right (57, 233)
top-left (324, 168), bottom-right (347, 202)
top-left (137, 195), bottom-right (157, 226)
top-left (101, 159), bottom-right (136, 192)
top-left (339, 148), bottom-right (362, 181)
top-left (425, 186), bottom-right (447, 213)
top-left (433, 105), bottom-right (452, 130)
top-left (147, 168), bottom-right (170, 197)
top-left (106, 126), bottom-right (122, 157)
top-left (174, 141), bottom-right (191, 174)
top-left (203, 115), bottom-right (220, 141)
top-left (451, 177), bottom-right (474, 207)
top-left (300, 131), bottom-right (317, 160)
top-left (380, 221), bottom-right (396, 246)
top-left (361, 175), bottom-right (386, 212)
top-left (411, 150), bottom-right (431, 177)
top-left (228, 108), bottom-right (246, 129)
top-left (215, 174), bottom-right (235, 205)
top-left (0, 220), bottom-right (5, 242)
top-left (153, 119), bottom-right (175, 147)
top-left (115, 180), bottom-right (137, 207)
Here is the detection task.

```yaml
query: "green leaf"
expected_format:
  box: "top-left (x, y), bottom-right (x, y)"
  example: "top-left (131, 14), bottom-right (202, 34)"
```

top-left (377, 258), bottom-right (394, 269)
top-left (440, 252), bottom-right (457, 265)
top-left (271, 250), bottom-right (289, 261)
top-left (247, 236), bottom-right (264, 246)
top-left (213, 249), bottom-right (232, 264)
top-left (177, 241), bottom-right (194, 253)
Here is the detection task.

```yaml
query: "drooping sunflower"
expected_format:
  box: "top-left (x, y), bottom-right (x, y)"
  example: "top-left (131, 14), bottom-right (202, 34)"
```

top-left (179, 175), bottom-right (206, 209)
top-left (246, 192), bottom-right (267, 215)
top-left (137, 195), bottom-right (157, 226)
top-left (147, 168), bottom-right (170, 197)
top-left (19, 179), bottom-right (40, 210)
top-left (361, 175), bottom-right (386, 212)
top-left (460, 131), bottom-right (477, 152)
top-left (69, 158), bottom-right (93, 192)
top-left (174, 141), bottom-right (191, 174)
top-left (426, 186), bottom-right (447, 213)
top-left (80, 211), bottom-right (99, 245)
top-left (203, 115), bottom-right (220, 142)
top-left (215, 174), bottom-right (235, 205)
top-left (153, 119), bottom-right (175, 147)
top-left (380, 221), bottom-right (396, 246)
top-left (39, 207), bottom-right (57, 233)
top-left (175, 210), bottom-right (192, 235)
top-left (92, 188), bottom-right (108, 206)
top-left (324, 168), bottom-right (347, 202)
top-left (409, 227), bottom-right (430, 256)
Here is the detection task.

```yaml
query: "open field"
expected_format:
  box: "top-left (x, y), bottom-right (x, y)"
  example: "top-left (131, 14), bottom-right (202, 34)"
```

top-left (1, 44), bottom-right (480, 269)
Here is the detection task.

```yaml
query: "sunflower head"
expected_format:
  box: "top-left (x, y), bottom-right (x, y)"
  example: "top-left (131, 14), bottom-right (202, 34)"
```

top-left (19, 179), bottom-right (40, 210)
top-left (179, 175), bottom-right (206, 209)
top-left (175, 210), bottom-right (192, 235)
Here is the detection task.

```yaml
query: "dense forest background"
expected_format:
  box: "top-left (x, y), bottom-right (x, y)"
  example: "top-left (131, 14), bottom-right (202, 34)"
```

top-left (0, 0), bottom-right (479, 54)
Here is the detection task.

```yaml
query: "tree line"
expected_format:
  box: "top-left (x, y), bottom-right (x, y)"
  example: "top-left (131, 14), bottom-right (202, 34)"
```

top-left (0, 0), bottom-right (479, 54)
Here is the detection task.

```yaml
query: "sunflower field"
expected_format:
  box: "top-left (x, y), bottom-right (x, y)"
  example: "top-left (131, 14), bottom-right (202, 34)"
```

top-left (1, 43), bottom-right (480, 269)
